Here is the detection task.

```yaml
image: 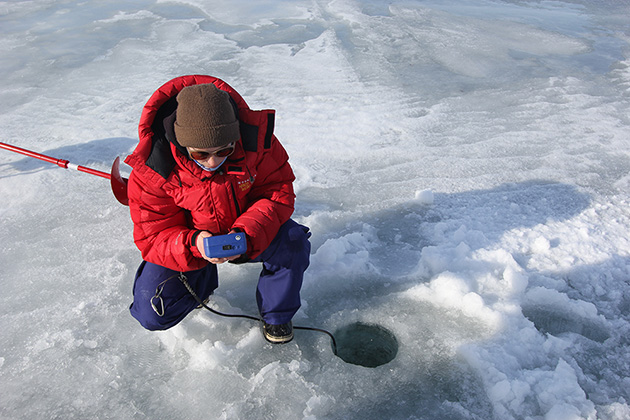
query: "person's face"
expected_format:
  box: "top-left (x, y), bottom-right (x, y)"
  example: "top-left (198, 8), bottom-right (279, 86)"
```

top-left (187, 143), bottom-right (235, 169)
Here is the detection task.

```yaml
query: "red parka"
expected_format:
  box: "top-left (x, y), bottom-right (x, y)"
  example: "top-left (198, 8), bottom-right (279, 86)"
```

top-left (125, 75), bottom-right (296, 272)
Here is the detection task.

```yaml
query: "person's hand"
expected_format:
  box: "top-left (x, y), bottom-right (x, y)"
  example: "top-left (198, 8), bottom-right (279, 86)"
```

top-left (196, 231), bottom-right (213, 261)
top-left (196, 230), bottom-right (243, 264)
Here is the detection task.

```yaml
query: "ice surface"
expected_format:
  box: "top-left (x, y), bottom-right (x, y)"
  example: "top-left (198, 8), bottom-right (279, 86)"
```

top-left (1, 0), bottom-right (630, 419)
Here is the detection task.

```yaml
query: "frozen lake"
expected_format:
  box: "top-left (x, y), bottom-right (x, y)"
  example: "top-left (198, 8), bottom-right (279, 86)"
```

top-left (1, 0), bottom-right (629, 419)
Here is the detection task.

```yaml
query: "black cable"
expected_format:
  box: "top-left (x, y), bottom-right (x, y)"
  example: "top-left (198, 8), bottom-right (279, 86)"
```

top-left (178, 273), bottom-right (338, 355)
top-left (294, 325), bottom-right (338, 355)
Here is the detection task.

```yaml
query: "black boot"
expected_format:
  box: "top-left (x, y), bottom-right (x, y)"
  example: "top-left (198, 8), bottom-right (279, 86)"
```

top-left (262, 321), bottom-right (293, 344)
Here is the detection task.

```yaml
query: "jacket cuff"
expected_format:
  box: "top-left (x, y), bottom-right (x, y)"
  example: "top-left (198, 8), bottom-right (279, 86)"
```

top-left (190, 230), bottom-right (204, 258)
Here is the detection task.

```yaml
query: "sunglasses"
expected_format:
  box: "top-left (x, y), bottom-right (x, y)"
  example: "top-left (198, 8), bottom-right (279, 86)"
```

top-left (188, 143), bottom-right (235, 161)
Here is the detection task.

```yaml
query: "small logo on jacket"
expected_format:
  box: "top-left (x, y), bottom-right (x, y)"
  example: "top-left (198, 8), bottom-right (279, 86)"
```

top-left (238, 178), bottom-right (253, 192)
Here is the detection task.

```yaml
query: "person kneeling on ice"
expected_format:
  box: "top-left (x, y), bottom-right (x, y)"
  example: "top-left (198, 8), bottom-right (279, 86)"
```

top-left (125, 75), bottom-right (310, 344)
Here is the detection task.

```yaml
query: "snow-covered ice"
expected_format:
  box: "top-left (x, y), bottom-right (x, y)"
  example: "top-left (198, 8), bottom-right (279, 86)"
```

top-left (1, 0), bottom-right (629, 419)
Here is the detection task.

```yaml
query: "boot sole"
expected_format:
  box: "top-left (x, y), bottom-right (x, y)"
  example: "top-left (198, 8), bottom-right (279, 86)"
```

top-left (263, 329), bottom-right (294, 344)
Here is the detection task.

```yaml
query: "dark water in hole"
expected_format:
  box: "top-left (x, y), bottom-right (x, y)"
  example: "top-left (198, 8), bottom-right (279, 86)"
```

top-left (334, 322), bottom-right (399, 367)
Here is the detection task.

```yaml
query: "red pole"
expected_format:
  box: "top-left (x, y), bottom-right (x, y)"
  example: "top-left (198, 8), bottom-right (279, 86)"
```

top-left (0, 141), bottom-right (129, 205)
top-left (0, 141), bottom-right (111, 179)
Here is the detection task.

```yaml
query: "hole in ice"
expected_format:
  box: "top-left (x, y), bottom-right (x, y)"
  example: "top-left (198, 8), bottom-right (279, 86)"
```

top-left (334, 322), bottom-right (398, 368)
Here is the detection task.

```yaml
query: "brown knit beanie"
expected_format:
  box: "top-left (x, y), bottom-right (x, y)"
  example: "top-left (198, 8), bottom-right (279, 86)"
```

top-left (174, 84), bottom-right (240, 148)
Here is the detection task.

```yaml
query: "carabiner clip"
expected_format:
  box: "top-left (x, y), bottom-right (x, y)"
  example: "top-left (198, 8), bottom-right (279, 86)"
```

top-left (150, 280), bottom-right (168, 317)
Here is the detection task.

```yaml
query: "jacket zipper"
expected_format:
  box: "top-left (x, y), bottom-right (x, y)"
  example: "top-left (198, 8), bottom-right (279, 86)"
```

top-left (203, 170), bottom-right (242, 220)
top-left (230, 183), bottom-right (242, 217)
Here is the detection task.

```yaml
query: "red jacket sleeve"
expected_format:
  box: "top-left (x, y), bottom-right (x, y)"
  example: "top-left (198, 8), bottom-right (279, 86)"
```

top-left (127, 169), bottom-right (207, 272)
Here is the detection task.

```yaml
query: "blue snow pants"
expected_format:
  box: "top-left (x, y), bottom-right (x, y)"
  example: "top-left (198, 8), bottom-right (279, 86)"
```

top-left (129, 219), bottom-right (311, 331)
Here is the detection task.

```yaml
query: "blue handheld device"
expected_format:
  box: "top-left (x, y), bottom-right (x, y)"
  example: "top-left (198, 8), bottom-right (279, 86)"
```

top-left (203, 233), bottom-right (247, 258)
